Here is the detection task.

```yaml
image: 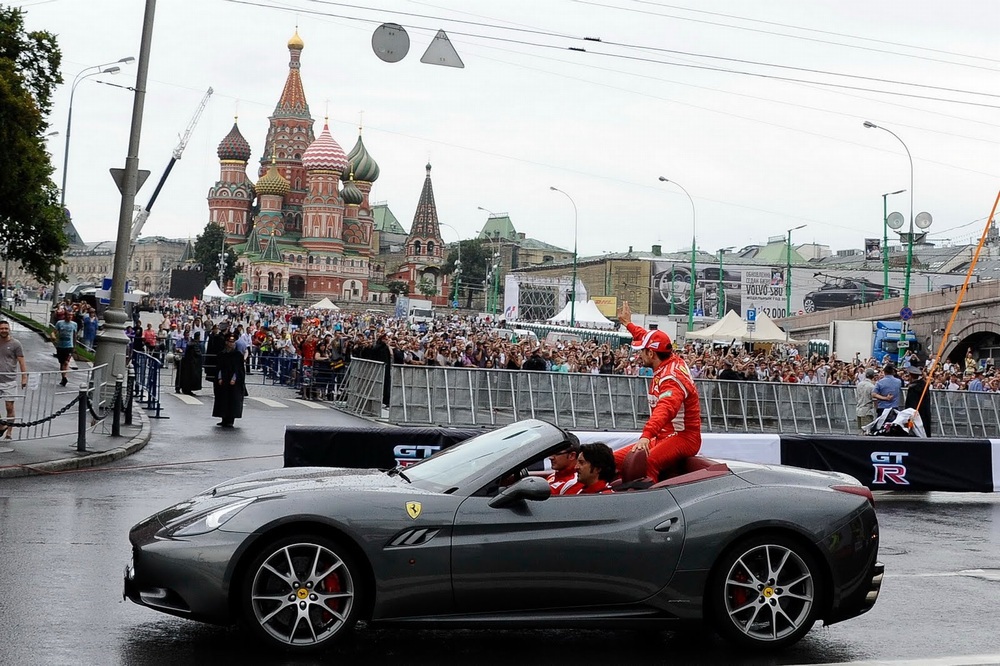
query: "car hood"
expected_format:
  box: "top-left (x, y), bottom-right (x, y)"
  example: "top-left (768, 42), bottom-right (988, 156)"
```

top-left (133, 468), bottom-right (409, 537)
top-left (206, 466), bottom-right (401, 499)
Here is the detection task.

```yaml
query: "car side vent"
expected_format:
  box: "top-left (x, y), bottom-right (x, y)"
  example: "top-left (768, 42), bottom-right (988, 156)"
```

top-left (388, 528), bottom-right (440, 548)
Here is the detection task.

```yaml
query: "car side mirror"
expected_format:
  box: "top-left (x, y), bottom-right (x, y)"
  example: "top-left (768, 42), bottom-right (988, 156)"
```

top-left (489, 476), bottom-right (551, 508)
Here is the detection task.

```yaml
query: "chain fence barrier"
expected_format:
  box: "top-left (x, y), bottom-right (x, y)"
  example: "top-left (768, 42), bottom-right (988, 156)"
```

top-left (339, 362), bottom-right (1000, 437)
top-left (0, 364), bottom-right (110, 441)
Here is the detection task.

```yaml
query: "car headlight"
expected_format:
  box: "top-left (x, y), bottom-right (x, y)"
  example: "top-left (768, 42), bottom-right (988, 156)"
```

top-left (164, 499), bottom-right (255, 537)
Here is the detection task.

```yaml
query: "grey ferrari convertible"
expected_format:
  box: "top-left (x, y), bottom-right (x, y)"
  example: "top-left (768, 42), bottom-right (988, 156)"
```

top-left (124, 419), bottom-right (883, 652)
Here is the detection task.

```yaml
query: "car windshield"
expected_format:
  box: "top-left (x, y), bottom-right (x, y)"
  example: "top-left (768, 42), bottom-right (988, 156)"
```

top-left (400, 422), bottom-right (548, 492)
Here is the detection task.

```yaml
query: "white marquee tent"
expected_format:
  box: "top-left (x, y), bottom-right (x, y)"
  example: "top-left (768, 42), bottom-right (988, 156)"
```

top-left (310, 297), bottom-right (340, 311)
top-left (202, 280), bottom-right (229, 301)
top-left (547, 300), bottom-right (614, 329)
top-left (686, 310), bottom-right (798, 343)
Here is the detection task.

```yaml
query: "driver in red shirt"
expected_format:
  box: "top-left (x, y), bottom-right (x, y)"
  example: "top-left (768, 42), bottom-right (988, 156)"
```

top-left (546, 442), bottom-right (579, 495)
top-left (563, 442), bottom-right (615, 495)
top-left (614, 301), bottom-right (701, 480)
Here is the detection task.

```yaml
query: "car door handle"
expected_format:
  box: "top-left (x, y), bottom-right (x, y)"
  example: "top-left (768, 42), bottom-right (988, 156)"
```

top-left (654, 517), bottom-right (679, 532)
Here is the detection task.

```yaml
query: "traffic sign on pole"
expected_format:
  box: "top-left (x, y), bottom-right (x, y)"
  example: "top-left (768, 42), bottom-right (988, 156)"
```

top-left (900, 307), bottom-right (913, 321)
top-left (746, 308), bottom-right (756, 322)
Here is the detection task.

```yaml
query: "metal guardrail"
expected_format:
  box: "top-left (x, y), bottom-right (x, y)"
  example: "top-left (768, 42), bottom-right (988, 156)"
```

top-left (341, 361), bottom-right (1000, 437)
top-left (0, 364), bottom-right (109, 441)
top-left (131, 351), bottom-right (164, 419)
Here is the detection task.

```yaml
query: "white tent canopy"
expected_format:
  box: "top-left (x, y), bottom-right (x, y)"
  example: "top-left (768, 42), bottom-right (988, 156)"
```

top-left (686, 310), bottom-right (798, 343)
top-left (202, 280), bottom-right (229, 301)
top-left (310, 297), bottom-right (340, 310)
top-left (547, 300), bottom-right (614, 329)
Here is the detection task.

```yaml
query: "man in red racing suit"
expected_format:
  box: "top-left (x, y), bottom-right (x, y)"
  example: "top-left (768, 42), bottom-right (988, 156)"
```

top-left (614, 301), bottom-right (701, 480)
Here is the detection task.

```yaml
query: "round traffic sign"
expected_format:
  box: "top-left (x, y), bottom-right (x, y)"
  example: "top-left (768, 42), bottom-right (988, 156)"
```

top-left (900, 307), bottom-right (913, 321)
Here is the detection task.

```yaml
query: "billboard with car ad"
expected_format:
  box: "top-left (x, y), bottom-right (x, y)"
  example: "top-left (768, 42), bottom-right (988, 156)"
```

top-left (649, 261), bottom-right (966, 318)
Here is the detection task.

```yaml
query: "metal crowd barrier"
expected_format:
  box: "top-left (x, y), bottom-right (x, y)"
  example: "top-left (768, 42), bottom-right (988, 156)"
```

top-left (338, 363), bottom-right (1000, 437)
top-left (131, 351), bottom-right (164, 419)
top-left (0, 364), bottom-right (109, 441)
top-left (341, 358), bottom-right (387, 417)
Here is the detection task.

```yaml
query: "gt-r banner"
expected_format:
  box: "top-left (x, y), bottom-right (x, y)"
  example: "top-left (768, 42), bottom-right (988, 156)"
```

top-left (780, 435), bottom-right (996, 493)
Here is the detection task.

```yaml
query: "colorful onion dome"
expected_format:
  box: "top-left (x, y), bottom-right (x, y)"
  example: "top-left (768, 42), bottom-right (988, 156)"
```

top-left (344, 132), bottom-right (379, 183)
top-left (341, 174), bottom-right (364, 206)
top-left (288, 30), bottom-right (304, 50)
top-left (217, 120), bottom-right (251, 162)
top-left (255, 160), bottom-right (290, 197)
top-left (302, 122), bottom-right (348, 172)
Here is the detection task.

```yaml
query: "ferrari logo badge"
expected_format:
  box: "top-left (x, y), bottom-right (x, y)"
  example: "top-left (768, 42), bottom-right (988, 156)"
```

top-left (406, 501), bottom-right (422, 519)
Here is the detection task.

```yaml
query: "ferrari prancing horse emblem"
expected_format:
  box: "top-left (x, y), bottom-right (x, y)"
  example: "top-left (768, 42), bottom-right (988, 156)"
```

top-left (406, 501), bottom-right (422, 519)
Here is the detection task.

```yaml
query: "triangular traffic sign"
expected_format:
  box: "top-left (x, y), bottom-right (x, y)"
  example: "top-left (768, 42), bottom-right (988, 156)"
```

top-left (421, 30), bottom-right (464, 68)
top-left (109, 168), bottom-right (151, 194)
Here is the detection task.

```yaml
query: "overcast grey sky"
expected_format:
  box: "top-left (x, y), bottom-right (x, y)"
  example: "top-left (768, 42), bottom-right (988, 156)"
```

top-left (14, 0), bottom-right (1000, 259)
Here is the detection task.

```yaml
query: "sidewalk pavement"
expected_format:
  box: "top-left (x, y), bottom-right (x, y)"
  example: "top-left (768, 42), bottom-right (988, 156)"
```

top-left (0, 308), bottom-right (152, 479)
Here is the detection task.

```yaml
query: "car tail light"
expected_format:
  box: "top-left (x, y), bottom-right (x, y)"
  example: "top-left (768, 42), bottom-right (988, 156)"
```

top-left (832, 484), bottom-right (875, 507)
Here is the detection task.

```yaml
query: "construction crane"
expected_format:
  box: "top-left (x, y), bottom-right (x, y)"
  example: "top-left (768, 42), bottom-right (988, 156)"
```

top-left (129, 87), bottom-right (213, 243)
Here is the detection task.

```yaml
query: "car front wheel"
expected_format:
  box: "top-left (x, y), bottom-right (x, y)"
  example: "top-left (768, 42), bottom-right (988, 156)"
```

top-left (709, 534), bottom-right (824, 649)
top-left (802, 298), bottom-right (815, 314)
top-left (241, 535), bottom-right (362, 652)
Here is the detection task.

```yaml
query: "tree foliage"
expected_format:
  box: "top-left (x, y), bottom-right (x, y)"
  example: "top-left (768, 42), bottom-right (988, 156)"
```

top-left (444, 238), bottom-right (491, 308)
top-left (417, 278), bottom-right (437, 297)
top-left (0, 6), bottom-right (66, 282)
top-left (193, 223), bottom-right (237, 286)
top-left (386, 280), bottom-right (409, 297)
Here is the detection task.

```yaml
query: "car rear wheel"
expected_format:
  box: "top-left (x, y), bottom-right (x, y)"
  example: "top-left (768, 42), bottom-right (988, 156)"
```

top-left (709, 534), bottom-right (823, 649)
top-left (802, 298), bottom-right (815, 314)
top-left (241, 535), bottom-right (362, 652)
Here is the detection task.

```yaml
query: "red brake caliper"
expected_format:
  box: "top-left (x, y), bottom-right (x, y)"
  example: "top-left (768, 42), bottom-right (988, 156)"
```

top-left (732, 570), bottom-right (749, 607)
top-left (320, 572), bottom-right (342, 623)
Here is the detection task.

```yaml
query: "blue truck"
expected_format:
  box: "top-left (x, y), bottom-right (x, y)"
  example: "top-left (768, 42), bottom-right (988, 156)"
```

top-left (828, 320), bottom-right (921, 364)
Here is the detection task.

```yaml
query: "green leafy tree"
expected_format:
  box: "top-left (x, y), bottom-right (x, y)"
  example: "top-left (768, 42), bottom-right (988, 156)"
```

top-left (193, 222), bottom-right (237, 286)
top-left (0, 6), bottom-right (66, 282)
top-left (444, 239), bottom-right (490, 308)
top-left (386, 280), bottom-right (409, 297)
top-left (417, 278), bottom-right (437, 298)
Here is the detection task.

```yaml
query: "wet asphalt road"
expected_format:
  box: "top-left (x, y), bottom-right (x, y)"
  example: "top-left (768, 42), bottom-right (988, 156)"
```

top-left (1, 395), bottom-right (999, 666)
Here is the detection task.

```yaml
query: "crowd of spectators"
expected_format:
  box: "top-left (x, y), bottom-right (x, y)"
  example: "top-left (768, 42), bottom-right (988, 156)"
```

top-left (110, 297), bottom-right (1000, 394)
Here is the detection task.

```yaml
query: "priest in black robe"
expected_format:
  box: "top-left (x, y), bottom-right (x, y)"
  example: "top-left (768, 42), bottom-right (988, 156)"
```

top-left (213, 333), bottom-right (247, 428)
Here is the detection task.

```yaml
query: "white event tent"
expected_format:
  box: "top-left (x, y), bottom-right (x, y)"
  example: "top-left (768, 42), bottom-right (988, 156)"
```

top-left (686, 310), bottom-right (798, 343)
top-left (547, 300), bottom-right (615, 329)
top-left (310, 297), bottom-right (340, 310)
top-left (202, 280), bottom-right (229, 301)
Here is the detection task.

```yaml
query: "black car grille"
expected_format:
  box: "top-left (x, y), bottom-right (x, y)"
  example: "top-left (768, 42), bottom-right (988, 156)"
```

top-left (387, 528), bottom-right (440, 548)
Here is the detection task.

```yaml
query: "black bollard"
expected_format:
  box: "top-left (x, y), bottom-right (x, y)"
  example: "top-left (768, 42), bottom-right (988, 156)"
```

top-left (112, 374), bottom-right (123, 437)
top-left (77, 384), bottom-right (88, 452)
top-left (125, 367), bottom-right (134, 426)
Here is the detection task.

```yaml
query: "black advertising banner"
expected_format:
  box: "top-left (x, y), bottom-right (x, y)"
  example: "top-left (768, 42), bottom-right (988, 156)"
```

top-left (284, 425), bottom-right (482, 470)
top-left (780, 435), bottom-right (995, 492)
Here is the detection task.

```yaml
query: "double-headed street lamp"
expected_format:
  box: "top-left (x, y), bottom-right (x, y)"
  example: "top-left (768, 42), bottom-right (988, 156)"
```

top-left (786, 224), bottom-right (806, 318)
top-left (476, 207), bottom-right (503, 316)
top-left (439, 222), bottom-right (462, 308)
top-left (60, 58), bottom-right (135, 208)
top-left (881, 188), bottom-right (906, 299)
top-left (658, 177), bottom-right (696, 332)
top-left (548, 187), bottom-right (578, 327)
top-left (716, 246), bottom-right (734, 317)
top-left (864, 121), bottom-right (916, 308)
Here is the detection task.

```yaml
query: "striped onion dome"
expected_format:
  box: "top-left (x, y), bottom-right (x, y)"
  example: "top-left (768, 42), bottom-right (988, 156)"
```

top-left (344, 133), bottom-right (379, 183)
top-left (217, 121), bottom-right (251, 162)
top-left (302, 122), bottom-right (348, 173)
top-left (255, 161), bottom-right (290, 197)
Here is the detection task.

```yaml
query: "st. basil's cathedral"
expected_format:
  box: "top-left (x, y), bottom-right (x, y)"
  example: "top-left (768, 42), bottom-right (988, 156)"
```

top-left (206, 31), bottom-right (449, 305)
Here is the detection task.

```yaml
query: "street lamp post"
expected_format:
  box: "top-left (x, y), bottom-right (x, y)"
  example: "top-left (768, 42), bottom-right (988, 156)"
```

top-left (476, 207), bottom-right (503, 316)
top-left (881, 188), bottom-right (905, 299)
top-left (786, 225), bottom-right (806, 317)
top-left (439, 222), bottom-right (462, 309)
top-left (864, 121), bottom-right (915, 308)
top-left (717, 247), bottom-right (734, 317)
top-left (549, 187), bottom-right (578, 327)
top-left (55, 56), bottom-right (134, 308)
top-left (658, 177), bottom-right (696, 332)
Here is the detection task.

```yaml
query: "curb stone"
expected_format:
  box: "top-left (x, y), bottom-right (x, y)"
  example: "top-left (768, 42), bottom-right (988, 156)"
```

top-left (0, 409), bottom-right (151, 479)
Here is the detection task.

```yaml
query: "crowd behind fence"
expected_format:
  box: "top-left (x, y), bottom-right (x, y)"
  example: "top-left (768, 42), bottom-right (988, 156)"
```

top-left (341, 359), bottom-right (1000, 438)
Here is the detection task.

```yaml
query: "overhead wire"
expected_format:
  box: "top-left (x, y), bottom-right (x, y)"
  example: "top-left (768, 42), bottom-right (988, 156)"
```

top-left (224, 0), bottom-right (1000, 108)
